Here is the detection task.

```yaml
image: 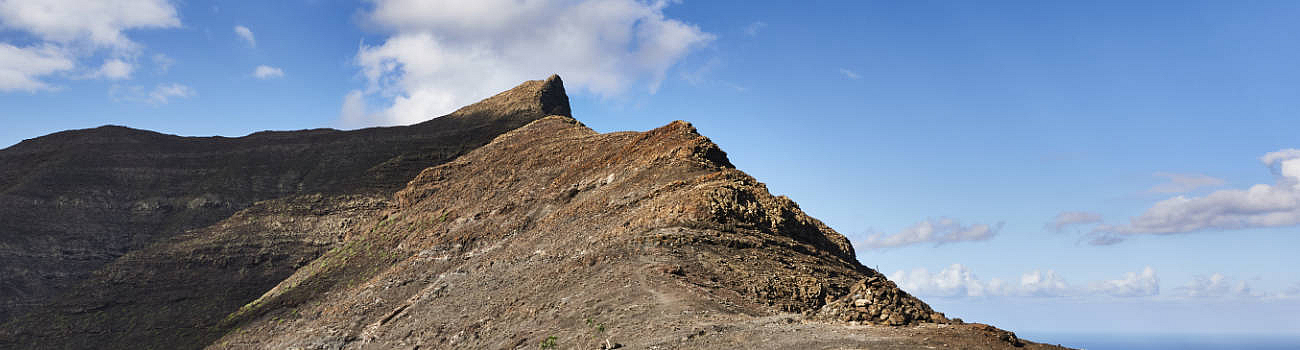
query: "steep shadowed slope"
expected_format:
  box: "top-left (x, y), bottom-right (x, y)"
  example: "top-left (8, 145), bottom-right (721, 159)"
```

top-left (0, 76), bottom-right (568, 326)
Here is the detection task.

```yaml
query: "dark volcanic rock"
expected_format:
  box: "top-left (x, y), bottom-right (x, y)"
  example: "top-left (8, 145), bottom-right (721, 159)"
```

top-left (0, 76), bottom-right (567, 326)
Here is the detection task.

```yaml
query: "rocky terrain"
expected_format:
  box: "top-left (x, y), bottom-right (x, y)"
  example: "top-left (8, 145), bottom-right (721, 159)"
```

top-left (0, 76), bottom-right (1073, 349)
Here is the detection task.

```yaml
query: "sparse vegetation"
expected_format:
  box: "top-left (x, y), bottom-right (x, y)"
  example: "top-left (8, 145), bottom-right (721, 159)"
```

top-left (539, 335), bottom-right (557, 349)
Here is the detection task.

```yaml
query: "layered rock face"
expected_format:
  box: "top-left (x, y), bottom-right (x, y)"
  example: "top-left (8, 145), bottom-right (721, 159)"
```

top-left (0, 76), bottom-right (567, 330)
top-left (0, 76), bottom-right (1069, 350)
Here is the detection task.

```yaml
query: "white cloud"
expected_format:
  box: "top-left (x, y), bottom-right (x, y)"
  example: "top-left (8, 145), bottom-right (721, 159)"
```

top-left (838, 68), bottom-right (860, 80)
top-left (348, 0), bottom-right (713, 126)
top-left (339, 89), bottom-right (374, 127)
top-left (742, 21), bottom-right (766, 36)
top-left (92, 58), bottom-right (132, 80)
top-left (253, 65), bottom-right (283, 79)
top-left (1261, 149), bottom-right (1300, 165)
top-left (893, 265), bottom-right (1296, 300)
top-left (0, 0), bottom-right (179, 50)
top-left (1179, 273), bottom-right (1259, 298)
top-left (148, 82), bottom-right (193, 104)
top-left (234, 25), bottom-right (256, 47)
top-left (1090, 266), bottom-right (1159, 297)
top-left (0, 0), bottom-right (179, 91)
top-left (890, 265), bottom-right (1067, 298)
top-left (1099, 149), bottom-right (1300, 235)
top-left (891, 264), bottom-right (1001, 297)
top-left (151, 53), bottom-right (173, 73)
top-left (111, 82), bottom-right (194, 105)
top-left (1146, 172), bottom-right (1225, 194)
top-left (1045, 211), bottom-right (1103, 233)
top-left (1020, 270), bottom-right (1070, 297)
top-left (859, 218), bottom-right (1001, 249)
top-left (0, 43), bottom-right (74, 91)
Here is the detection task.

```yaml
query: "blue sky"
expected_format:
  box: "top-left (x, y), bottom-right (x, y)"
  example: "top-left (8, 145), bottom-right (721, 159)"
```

top-left (3, 0), bottom-right (1298, 338)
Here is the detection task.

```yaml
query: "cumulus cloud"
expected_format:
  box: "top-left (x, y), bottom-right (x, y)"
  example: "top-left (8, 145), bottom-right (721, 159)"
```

top-left (346, 0), bottom-right (713, 126)
top-left (252, 65), bottom-right (283, 79)
top-left (0, 0), bottom-right (179, 90)
top-left (1179, 273), bottom-right (1259, 298)
top-left (838, 68), bottom-right (860, 80)
top-left (92, 58), bottom-right (132, 80)
top-left (0, 0), bottom-right (179, 50)
top-left (860, 218), bottom-right (1002, 249)
top-left (1019, 270), bottom-right (1070, 297)
top-left (111, 82), bottom-right (194, 105)
top-left (742, 21), bottom-right (766, 36)
top-left (0, 43), bottom-right (75, 91)
top-left (234, 25), bottom-right (256, 48)
top-left (890, 264), bottom-right (1069, 298)
top-left (1090, 266), bottom-right (1159, 297)
top-left (891, 264), bottom-right (1003, 297)
top-left (1045, 211), bottom-right (1103, 233)
top-left (1146, 172), bottom-right (1225, 194)
top-left (1099, 149), bottom-right (1300, 235)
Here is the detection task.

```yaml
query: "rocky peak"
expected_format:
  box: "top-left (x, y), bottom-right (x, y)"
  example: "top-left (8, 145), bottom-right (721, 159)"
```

top-left (437, 74), bottom-right (571, 125)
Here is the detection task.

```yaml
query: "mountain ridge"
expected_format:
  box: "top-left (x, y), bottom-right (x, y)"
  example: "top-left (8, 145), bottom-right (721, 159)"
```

top-left (0, 75), bottom-right (567, 326)
top-left (0, 75), bottom-right (1071, 350)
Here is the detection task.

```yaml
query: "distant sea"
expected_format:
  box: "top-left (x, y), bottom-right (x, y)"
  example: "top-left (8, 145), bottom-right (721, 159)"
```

top-left (1020, 332), bottom-right (1300, 350)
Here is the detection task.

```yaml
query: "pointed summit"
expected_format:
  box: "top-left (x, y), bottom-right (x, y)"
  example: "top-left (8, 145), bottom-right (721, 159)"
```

top-left (435, 74), bottom-right (571, 126)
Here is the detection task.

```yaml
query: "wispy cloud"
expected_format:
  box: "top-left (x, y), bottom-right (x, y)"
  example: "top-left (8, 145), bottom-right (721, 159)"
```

top-left (151, 54), bottom-right (174, 73)
top-left (110, 82), bottom-right (195, 105)
top-left (1098, 149), bottom-right (1300, 235)
top-left (1146, 172), bottom-right (1225, 194)
top-left (859, 218), bottom-right (1002, 249)
top-left (234, 25), bottom-right (256, 47)
top-left (838, 68), bottom-right (860, 80)
top-left (252, 65), bottom-right (283, 79)
top-left (1045, 211), bottom-right (1103, 233)
top-left (742, 21), bottom-right (766, 37)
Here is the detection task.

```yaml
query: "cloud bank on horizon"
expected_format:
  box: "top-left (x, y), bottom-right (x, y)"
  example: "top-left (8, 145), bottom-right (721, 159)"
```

top-left (1050, 149), bottom-right (1300, 245)
top-left (339, 0), bottom-right (714, 127)
top-left (890, 264), bottom-right (1288, 301)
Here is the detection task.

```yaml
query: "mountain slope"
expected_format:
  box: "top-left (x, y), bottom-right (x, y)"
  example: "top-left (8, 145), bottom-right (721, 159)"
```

top-left (0, 76), bottom-right (1070, 350)
top-left (0, 76), bottom-right (569, 347)
top-left (210, 115), bottom-right (1061, 349)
